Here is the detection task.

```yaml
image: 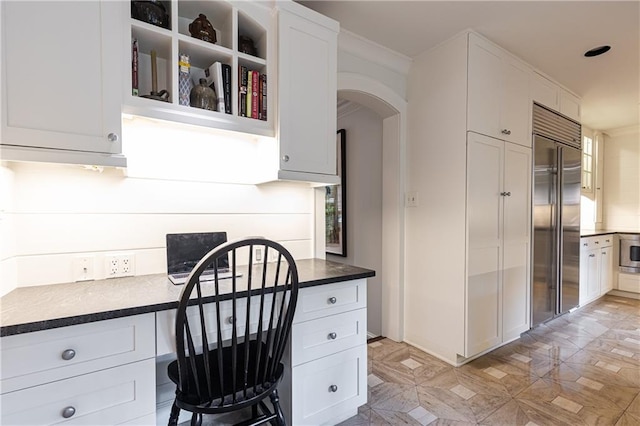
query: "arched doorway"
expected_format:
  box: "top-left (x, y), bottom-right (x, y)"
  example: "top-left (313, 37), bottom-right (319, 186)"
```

top-left (337, 72), bottom-right (406, 342)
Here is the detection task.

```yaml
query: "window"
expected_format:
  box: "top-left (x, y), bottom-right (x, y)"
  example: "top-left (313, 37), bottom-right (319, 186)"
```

top-left (582, 135), bottom-right (593, 193)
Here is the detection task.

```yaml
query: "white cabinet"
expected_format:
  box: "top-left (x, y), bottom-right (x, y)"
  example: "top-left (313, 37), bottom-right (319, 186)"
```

top-left (468, 33), bottom-right (530, 147)
top-left (530, 71), bottom-right (581, 123)
top-left (274, 1), bottom-right (339, 184)
top-left (283, 279), bottom-right (367, 425)
top-left (560, 89), bottom-right (581, 122)
top-left (0, 0), bottom-right (125, 167)
top-left (466, 133), bottom-right (531, 357)
top-left (0, 314), bottom-right (156, 425)
top-left (579, 235), bottom-right (613, 306)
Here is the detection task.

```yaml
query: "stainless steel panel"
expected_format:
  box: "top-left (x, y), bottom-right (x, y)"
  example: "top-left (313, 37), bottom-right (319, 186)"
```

top-left (560, 146), bottom-right (581, 313)
top-left (532, 136), bottom-right (557, 327)
top-left (533, 103), bottom-right (582, 149)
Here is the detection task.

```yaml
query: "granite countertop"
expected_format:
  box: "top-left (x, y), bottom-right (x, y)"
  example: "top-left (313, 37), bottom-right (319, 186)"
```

top-left (0, 259), bottom-right (375, 337)
top-left (581, 229), bottom-right (640, 237)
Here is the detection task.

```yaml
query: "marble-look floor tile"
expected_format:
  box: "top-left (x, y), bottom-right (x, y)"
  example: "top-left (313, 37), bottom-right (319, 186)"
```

top-left (338, 296), bottom-right (640, 426)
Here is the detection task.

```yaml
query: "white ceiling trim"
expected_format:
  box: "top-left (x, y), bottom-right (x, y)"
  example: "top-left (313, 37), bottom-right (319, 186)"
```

top-left (338, 29), bottom-right (412, 76)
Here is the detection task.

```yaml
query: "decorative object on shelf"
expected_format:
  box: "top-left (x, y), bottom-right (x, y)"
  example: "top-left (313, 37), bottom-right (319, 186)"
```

top-left (238, 35), bottom-right (257, 56)
top-left (132, 39), bottom-right (139, 96)
top-left (326, 129), bottom-right (347, 257)
top-left (178, 53), bottom-right (191, 106)
top-left (190, 78), bottom-right (216, 111)
top-left (141, 50), bottom-right (170, 102)
top-left (204, 62), bottom-right (226, 112)
top-left (131, 0), bottom-right (169, 29)
top-left (188, 14), bottom-right (216, 44)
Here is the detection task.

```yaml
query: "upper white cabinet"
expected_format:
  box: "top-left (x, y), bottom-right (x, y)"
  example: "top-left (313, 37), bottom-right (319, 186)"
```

top-left (560, 89), bottom-right (581, 122)
top-left (531, 71), bottom-right (581, 123)
top-left (0, 1), bottom-right (125, 167)
top-left (467, 34), bottom-right (530, 147)
top-left (275, 1), bottom-right (339, 184)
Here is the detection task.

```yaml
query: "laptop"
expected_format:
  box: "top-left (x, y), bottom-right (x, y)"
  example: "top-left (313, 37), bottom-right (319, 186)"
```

top-left (166, 232), bottom-right (239, 285)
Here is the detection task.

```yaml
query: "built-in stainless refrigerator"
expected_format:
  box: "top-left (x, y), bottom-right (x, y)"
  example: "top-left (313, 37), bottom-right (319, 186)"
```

top-left (532, 103), bottom-right (582, 327)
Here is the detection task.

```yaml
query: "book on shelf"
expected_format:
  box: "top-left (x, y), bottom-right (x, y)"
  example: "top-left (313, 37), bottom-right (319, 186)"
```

top-left (132, 39), bottom-right (139, 96)
top-left (221, 63), bottom-right (232, 114)
top-left (239, 66), bottom-right (248, 117)
top-left (260, 74), bottom-right (267, 121)
top-left (251, 70), bottom-right (259, 119)
top-left (204, 62), bottom-right (225, 113)
top-left (246, 70), bottom-right (253, 117)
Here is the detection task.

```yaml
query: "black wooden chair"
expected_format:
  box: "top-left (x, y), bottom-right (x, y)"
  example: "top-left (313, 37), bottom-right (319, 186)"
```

top-left (167, 237), bottom-right (299, 426)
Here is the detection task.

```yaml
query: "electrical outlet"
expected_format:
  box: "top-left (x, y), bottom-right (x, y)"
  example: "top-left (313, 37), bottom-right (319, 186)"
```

top-left (119, 255), bottom-right (135, 276)
top-left (104, 254), bottom-right (135, 278)
top-left (105, 256), bottom-right (119, 277)
top-left (73, 256), bottom-right (95, 282)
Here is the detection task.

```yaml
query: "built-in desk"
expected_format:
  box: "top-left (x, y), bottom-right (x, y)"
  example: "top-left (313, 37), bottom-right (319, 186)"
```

top-left (0, 259), bottom-right (374, 426)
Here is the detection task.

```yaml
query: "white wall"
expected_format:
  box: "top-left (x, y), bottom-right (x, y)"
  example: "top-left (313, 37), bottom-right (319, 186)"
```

top-left (0, 165), bottom-right (16, 296)
top-left (1, 120), bottom-right (315, 295)
top-left (603, 125), bottom-right (640, 230)
top-left (332, 105), bottom-right (383, 336)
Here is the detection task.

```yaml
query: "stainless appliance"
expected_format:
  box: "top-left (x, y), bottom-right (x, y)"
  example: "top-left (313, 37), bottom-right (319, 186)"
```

top-left (619, 234), bottom-right (640, 273)
top-left (532, 104), bottom-right (582, 327)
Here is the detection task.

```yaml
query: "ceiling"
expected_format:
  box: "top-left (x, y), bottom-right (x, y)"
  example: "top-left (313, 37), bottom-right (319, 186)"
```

top-left (298, 1), bottom-right (640, 132)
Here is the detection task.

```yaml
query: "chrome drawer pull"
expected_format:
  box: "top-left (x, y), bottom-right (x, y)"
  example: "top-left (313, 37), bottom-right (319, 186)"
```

top-left (595, 241), bottom-right (600, 244)
top-left (62, 406), bottom-right (76, 418)
top-left (226, 316), bottom-right (235, 324)
top-left (329, 384), bottom-right (338, 393)
top-left (328, 332), bottom-right (337, 340)
top-left (61, 349), bottom-right (76, 361)
top-left (589, 254), bottom-right (596, 258)
top-left (328, 297), bottom-right (337, 305)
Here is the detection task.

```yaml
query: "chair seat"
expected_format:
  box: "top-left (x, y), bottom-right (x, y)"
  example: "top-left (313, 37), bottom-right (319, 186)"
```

top-left (168, 341), bottom-right (284, 413)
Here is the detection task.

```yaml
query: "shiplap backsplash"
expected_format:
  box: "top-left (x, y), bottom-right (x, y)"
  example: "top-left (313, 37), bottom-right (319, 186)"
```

top-left (0, 159), bottom-right (315, 295)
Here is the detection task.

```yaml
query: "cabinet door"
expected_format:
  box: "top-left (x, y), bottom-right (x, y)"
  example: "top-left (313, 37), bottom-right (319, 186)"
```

top-left (560, 89), bottom-right (581, 123)
top-left (466, 133), bottom-right (503, 357)
top-left (1, 1), bottom-right (122, 154)
top-left (531, 72), bottom-right (560, 111)
top-left (600, 246), bottom-right (613, 294)
top-left (502, 143), bottom-right (531, 341)
top-left (277, 7), bottom-right (337, 177)
top-left (467, 35), bottom-right (501, 140)
top-left (500, 58), bottom-right (530, 146)
top-left (585, 248), bottom-right (601, 303)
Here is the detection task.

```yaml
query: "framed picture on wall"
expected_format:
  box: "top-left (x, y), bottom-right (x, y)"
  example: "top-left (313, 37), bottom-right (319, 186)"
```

top-left (326, 129), bottom-right (347, 256)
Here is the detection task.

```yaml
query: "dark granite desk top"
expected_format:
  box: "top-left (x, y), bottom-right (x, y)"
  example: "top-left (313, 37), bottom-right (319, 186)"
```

top-left (0, 259), bottom-right (374, 337)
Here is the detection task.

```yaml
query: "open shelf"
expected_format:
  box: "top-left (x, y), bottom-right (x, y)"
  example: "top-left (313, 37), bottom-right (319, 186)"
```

top-left (125, 0), bottom-right (273, 136)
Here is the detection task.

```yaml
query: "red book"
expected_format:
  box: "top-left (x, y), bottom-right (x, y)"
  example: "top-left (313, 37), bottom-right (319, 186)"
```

top-left (251, 70), bottom-right (259, 119)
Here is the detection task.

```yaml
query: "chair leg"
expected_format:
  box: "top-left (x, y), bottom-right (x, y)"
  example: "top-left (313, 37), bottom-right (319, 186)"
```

top-left (269, 390), bottom-right (286, 426)
top-left (168, 399), bottom-right (180, 426)
top-left (190, 413), bottom-right (202, 426)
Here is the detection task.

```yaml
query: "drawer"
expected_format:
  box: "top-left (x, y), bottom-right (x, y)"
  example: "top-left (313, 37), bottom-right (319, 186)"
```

top-left (581, 235), bottom-right (614, 249)
top-left (292, 345), bottom-right (367, 426)
top-left (291, 308), bottom-right (366, 366)
top-left (0, 358), bottom-right (155, 425)
top-left (1, 314), bottom-right (155, 393)
top-left (156, 293), bottom-right (279, 356)
top-left (294, 279), bottom-right (367, 323)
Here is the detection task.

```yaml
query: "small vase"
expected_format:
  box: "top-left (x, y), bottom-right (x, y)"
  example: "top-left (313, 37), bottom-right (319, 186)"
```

top-left (190, 78), bottom-right (216, 111)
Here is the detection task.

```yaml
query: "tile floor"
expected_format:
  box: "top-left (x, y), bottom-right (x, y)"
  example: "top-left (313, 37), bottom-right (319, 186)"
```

top-left (338, 295), bottom-right (640, 426)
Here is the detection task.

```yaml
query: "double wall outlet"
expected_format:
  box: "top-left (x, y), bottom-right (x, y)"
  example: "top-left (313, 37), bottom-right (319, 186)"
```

top-left (105, 254), bottom-right (136, 278)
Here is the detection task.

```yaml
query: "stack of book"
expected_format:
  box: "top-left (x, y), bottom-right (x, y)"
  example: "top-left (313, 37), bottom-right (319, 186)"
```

top-left (238, 66), bottom-right (267, 120)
